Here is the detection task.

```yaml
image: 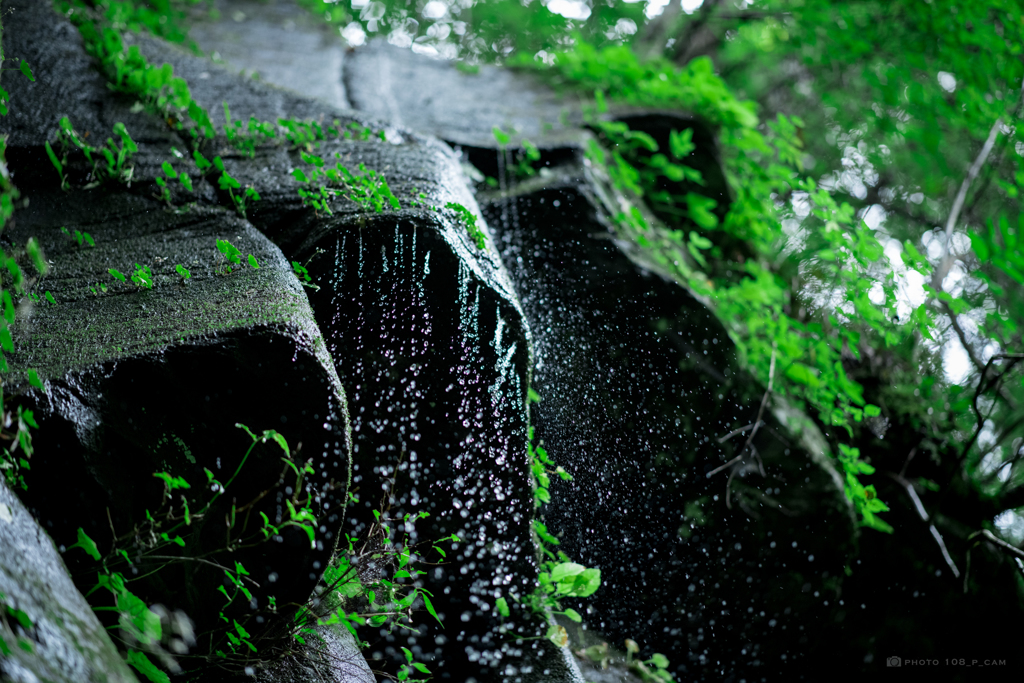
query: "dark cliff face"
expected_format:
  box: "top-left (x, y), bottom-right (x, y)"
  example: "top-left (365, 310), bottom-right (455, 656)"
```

top-left (477, 174), bottom-right (856, 681)
top-left (334, 37), bottom-right (859, 679)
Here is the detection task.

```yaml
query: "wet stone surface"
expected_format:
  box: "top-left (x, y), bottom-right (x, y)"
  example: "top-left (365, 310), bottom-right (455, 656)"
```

top-left (345, 41), bottom-right (587, 150)
top-left (125, 22), bottom-right (586, 680)
top-left (480, 166), bottom-right (857, 681)
top-left (6, 189), bottom-right (352, 639)
top-left (0, 479), bottom-right (140, 683)
top-left (187, 0), bottom-right (348, 110)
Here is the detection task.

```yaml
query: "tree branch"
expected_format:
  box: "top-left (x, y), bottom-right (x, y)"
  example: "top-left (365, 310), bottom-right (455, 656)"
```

top-left (963, 529), bottom-right (1024, 594)
top-left (672, 0), bottom-right (726, 65)
top-left (711, 345), bottom-right (776, 510)
top-left (941, 300), bottom-right (985, 373)
top-left (933, 77), bottom-right (1024, 290)
top-left (884, 471), bottom-right (960, 578)
top-left (957, 354), bottom-right (1024, 470)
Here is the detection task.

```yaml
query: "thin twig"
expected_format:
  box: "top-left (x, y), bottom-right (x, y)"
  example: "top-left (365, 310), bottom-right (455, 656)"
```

top-left (883, 471), bottom-right (960, 578)
top-left (927, 524), bottom-right (961, 579)
top-left (144, 555), bottom-right (262, 588)
top-left (963, 529), bottom-right (1024, 594)
top-left (941, 300), bottom-right (985, 372)
top-left (932, 120), bottom-right (1003, 290)
top-left (716, 422), bottom-right (757, 444)
top-left (995, 443), bottom-right (1024, 493)
top-left (106, 507), bottom-right (118, 553)
top-left (958, 354), bottom-right (1024, 469)
top-left (898, 446), bottom-right (917, 479)
top-left (935, 76), bottom-right (1024, 290)
top-left (737, 345), bottom-right (777, 458)
top-left (714, 344), bottom-right (776, 506)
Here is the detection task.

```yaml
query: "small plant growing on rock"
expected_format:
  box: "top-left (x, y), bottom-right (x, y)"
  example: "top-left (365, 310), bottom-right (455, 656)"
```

top-left (155, 161), bottom-right (193, 206)
top-left (60, 226), bottom-right (95, 248)
top-left (130, 264), bottom-right (154, 289)
top-left (64, 424), bottom-right (329, 680)
top-left (290, 459), bottom-right (455, 682)
top-left (211, 157), bottom-right (260, 218)
top-left (624, 639), bottom-right (676, 682)
top-left (223, 101), bottom-right (276, 157)
top-left (216, 239), bottom-right (260, 275)
top-left (290, 249), bottom-right (324, 292)
top-left (494, 391), bottom-right (601, 648)
top-left (293, 153), bottom-right (400, 215)
top-left (0, 405), bottom-right (38, 491)
top-left (51, 117), bottom-right (139, 188)
top-left (445, 202), bottom-right (487, 250)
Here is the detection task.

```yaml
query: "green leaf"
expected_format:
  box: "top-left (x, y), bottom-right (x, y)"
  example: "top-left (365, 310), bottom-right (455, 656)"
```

top-left (175, 264), bottom-right (191, 279)
top-left (153, 472), bottom-right (190, 491)
top-left (269, 431), bottom-right (290, 457)
top-left (649, 653), bottom-right (670, 669)
top-left (550, 562), bottom-right (586, 583)
top-left (969, 230), bottom-right (990, 262)
top-left (3, 290), bottom-right (15, 325)
top-left (247, 254), bottom-right (260, 269)
top-left (492, 126), bottom-right (511, 146)
top-left (218, 172), bottom-right (241, 191)
top-left (422, 592), bottom-right (442, 627)
top-left (44, 291), bottom-right (56, 305)
top-left (528, 387), bottom-right (542, 403)
top-left (26, 238), bottom-right (47, 275)
top-left (7, 606), bottom-right (32, 630)
top-left (495, 596), bottom-right (510, 617)
top-left (70, 527), bottom-right (101, 561)
top-left (216, 239), bottom-right (242, 265)
top-left (688, 231), bottom-right (713, 250)
top-left (18, 60), bottom-right (35, 82)
top-left (784, 363), bottom-right (820, 388)
top-left (546, 624), bottom-right (568, 648)
top-left (44, 141), bottom-right (62, 176)
top-left (126, 650), bottom-right (170, 683)
top-left (109, 268), bottom-right (127, 283)
top-left (563, 608), bottom-right (582, 622)
top-left (27, 369), bottom-right (44, 391)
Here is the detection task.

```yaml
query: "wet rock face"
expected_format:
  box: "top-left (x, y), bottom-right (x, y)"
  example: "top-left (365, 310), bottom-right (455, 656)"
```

top-left (125, 23), bottom-right (569, 679)
top-left (5, 189), bottom-right (351, 637)
top-left (303, 214), bottom-right (535, 680)
top-left (338, 43), bottom-right (857, 678)
top-left (3, 2), bottom-right (573, 679)
top-left (2, 2), bottom-right (860, 680)
top-left (0, 479), bottom-right (140, 683)
top-left (481, 176), bottom-right (857, 681)
top-left (345, 41), bottom-right (587, 149)
top-left (186, 0), bottom-right (348, 110)
top-left (2, 4), bottom-right (351, 636)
